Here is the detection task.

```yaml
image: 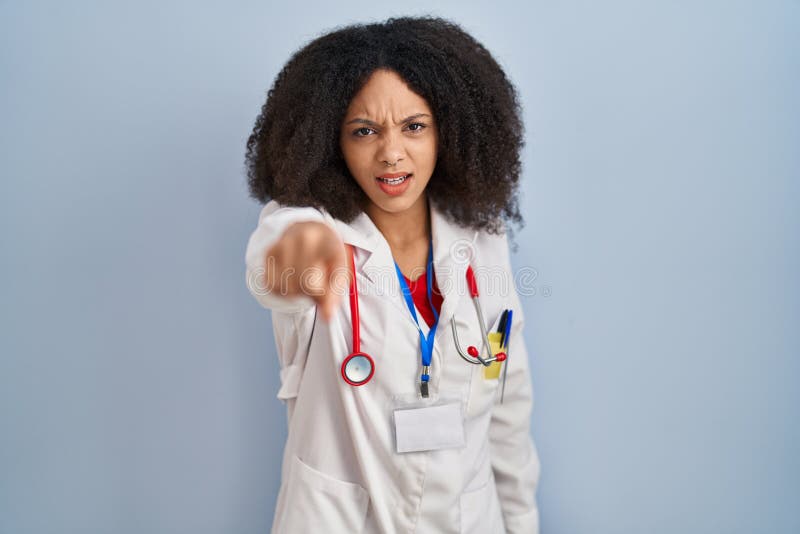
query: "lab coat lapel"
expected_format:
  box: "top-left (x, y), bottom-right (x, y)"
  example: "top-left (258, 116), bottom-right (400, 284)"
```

top-left (430, 199), bottom-right (479, 339)
top-left (333, 210), bottom-right (379, 267)
top-left (333, 211), bottom-right (411, 321)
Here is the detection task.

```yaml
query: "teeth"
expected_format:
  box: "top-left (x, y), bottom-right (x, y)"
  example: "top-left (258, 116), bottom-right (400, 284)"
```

top-left (378, 174), bottom-right (409, 185)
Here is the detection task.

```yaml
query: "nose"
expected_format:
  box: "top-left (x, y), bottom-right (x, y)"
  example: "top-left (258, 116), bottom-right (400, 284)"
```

top-left (376, 130), bottom-right (405, 166)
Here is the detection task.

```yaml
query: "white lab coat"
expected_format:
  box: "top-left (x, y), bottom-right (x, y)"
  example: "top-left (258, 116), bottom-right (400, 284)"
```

top-left (245, 199), bottom-right (541, 534)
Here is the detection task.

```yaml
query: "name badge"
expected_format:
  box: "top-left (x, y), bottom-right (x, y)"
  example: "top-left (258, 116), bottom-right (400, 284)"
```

top-left (393, 402), bottom-right (465, 453)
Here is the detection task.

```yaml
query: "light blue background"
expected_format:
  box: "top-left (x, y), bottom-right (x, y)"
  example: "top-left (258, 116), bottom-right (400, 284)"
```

top-left (2, 1), bottom-right (798, 533)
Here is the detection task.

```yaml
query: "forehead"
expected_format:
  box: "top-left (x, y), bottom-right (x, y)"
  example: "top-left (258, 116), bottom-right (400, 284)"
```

top-left (344, 69), bottom-right (432, 119)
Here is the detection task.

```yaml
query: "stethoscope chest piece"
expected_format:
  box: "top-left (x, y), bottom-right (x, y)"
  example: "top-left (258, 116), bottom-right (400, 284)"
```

top-left (341, 351), bottom-right (375, 386)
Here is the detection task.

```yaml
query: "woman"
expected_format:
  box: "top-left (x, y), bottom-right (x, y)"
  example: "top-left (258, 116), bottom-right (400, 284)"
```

top-left (244, 16), bottom-right (540, 534)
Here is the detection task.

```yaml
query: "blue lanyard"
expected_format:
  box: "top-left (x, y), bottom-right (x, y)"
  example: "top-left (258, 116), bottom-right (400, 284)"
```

top-left (393, 237), bottom-right (439, 394)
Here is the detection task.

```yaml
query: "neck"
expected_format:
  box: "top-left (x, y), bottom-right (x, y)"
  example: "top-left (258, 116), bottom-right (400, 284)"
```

top-left (366, 194), bottom-right (431, 251)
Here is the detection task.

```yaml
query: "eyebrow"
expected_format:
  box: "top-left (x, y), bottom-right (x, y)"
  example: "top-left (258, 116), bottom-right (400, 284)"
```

top-left (344, 113), bottom-right (431, 127)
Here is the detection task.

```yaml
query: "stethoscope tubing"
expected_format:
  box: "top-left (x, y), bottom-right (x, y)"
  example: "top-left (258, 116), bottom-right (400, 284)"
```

top-left (348, 244), bottom-right (361, 354)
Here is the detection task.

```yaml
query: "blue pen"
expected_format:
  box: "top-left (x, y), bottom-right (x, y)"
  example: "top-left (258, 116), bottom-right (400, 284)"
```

top-left (501, 309), bottom-right (513, 349)
top-left (500, 309), bottom-right (513, 403)
top-left (497, 309), bottom-right (508, 337)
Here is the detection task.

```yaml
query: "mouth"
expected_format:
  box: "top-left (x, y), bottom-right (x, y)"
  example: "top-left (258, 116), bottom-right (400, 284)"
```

top-left (374, 173), bottom-right (413, 196)
top-left (376, 173), bottom-right (411, 185)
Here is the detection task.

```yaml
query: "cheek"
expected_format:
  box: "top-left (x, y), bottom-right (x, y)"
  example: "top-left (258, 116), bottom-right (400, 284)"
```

top-left (340, 145), bottom-right (375, 190)
top-left (341, 141), bottom-right (370, 170)
top-left (413, 139), bottom-right (438, 169)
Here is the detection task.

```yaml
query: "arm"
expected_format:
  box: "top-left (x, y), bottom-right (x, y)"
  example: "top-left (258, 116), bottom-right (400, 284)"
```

top-left (244, 200), bottom-right (329, 314)
top-left (488, 236), bottom-right (542, 533)
top-left (245, 200), bottom-right (338, 414)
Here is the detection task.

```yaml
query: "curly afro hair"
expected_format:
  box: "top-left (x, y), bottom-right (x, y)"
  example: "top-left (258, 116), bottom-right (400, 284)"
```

top-left (245, 15), bottom-right (525, 235)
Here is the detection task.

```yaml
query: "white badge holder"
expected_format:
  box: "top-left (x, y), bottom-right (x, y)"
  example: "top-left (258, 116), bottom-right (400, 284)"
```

top-left (391, 390), bottom-right (466, 454)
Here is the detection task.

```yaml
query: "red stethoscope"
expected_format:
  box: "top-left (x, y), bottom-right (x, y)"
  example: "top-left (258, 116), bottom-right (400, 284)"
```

top-left (340, 244), bottom-right (375, 386)
top-left (340, 244), bottom-right (506, 387)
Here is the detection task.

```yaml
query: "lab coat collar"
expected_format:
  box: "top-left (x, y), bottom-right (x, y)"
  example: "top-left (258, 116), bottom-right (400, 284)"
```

top-left (332, 198), bottom-right (479, 331)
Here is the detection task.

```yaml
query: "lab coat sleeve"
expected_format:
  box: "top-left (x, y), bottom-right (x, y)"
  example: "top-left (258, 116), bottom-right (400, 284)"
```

top-left (488, 234), bottom-right (542, 534)
top-left (244, 199), bottom-right (329, 314)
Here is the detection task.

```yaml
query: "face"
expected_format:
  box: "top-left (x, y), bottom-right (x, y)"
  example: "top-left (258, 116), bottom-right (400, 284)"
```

top-left (340, 69), bottom-right (438, 216)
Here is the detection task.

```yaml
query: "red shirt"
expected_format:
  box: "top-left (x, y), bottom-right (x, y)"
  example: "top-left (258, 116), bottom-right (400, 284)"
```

top-left (402, 267), bottom-right (444, 328)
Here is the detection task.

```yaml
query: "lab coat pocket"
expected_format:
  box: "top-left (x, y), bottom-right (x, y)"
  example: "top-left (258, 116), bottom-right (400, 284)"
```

top-left (459, 472), bottom-right (504, 534)
top-left (276, 454), bottom-right (369, 534)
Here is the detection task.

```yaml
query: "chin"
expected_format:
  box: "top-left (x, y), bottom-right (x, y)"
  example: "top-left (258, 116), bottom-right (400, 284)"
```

top-left (373, 195), bottom-right (421, 213)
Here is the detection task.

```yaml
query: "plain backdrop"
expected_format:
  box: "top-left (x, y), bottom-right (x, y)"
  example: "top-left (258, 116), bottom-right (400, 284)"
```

top-left (1, 1), bottom-right (798, 533)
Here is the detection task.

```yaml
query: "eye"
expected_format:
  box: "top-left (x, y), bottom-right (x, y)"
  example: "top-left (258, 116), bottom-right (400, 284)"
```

top-left (353, 127), bottom-right (376, 137)
top-left (406, 122), bottom-right (427, 133)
